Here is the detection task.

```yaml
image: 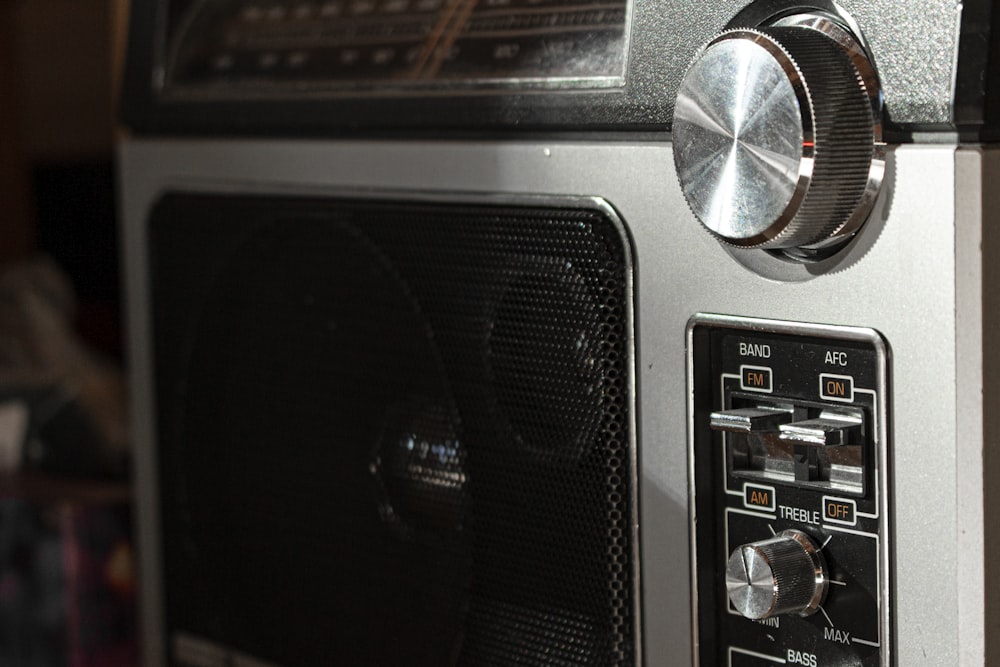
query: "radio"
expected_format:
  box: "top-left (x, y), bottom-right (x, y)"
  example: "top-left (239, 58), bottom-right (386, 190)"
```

top-left (119, 0), bottom-right (1000, 665)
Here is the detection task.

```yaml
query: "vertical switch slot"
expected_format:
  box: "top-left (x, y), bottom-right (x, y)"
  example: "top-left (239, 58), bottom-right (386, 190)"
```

top-left (713, 398), bottom-right (866, 495)
top-left (780, 410), bottom-right (864, 492)
top-left (711, 403), bottom-right (795, 481)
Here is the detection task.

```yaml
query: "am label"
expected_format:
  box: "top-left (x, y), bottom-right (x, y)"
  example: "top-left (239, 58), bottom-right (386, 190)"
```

top-left (744, 483), bottom-right (776, 511)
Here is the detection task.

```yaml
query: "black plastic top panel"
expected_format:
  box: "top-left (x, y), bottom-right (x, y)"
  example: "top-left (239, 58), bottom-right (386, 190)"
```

top-left (122, 0), bottom-right (999, 137)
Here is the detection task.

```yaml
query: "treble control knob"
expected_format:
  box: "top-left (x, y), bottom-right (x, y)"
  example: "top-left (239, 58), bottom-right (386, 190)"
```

top-left (673, 19), bottom-right (882, 252)
top-left (725, 529), bottom-right (828, 619)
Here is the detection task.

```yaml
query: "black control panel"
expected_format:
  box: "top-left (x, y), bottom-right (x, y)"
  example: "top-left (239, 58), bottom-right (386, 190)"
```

top-left (689, 315), bottom-right (891, 667)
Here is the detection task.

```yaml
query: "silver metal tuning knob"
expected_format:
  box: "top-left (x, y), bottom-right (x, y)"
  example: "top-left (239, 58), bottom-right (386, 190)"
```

top-left (725, 529), bottom-right (828, 619)
top-left (673, 18), bottom-right (883, 252)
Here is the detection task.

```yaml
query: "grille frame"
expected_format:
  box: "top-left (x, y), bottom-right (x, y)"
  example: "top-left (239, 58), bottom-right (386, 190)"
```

top-left (145, 190), bottom-right (642, 666)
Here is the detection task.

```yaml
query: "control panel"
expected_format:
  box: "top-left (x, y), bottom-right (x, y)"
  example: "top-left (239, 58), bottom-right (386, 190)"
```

top-left (688, 315), bottom-right (890, 666)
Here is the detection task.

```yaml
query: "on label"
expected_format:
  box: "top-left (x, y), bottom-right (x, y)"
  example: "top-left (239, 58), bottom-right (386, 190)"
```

top-left (819, 373), bottom-right (854, 403)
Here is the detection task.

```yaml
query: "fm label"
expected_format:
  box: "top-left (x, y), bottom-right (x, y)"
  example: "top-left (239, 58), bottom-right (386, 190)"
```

top-left (739, 342), bottom-right (771, 358)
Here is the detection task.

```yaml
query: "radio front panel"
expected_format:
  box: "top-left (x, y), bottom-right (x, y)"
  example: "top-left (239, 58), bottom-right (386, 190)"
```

top-left (120, 140), bottom-right (992, 666)
top-left (118, 0), bottom-right (1000, 664)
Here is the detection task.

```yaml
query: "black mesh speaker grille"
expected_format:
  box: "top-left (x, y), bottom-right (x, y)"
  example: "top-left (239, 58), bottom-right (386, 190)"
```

top-left (148, 194), bottom-right (637, 666)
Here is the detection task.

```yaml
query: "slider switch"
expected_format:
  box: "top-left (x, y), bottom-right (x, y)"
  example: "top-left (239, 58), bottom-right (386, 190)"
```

top-left (711, 407), bottom-right (792, 474)
top-left (780, 412), bottom-right (862, 484)
top-left (710, 407), bottom-right (792, 433)
top-left (779, 413), bottom-right (862, 446)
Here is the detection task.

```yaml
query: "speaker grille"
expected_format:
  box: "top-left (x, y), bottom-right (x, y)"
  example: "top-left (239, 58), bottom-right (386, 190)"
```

top-left (149, 194), bottom-right (637, 666)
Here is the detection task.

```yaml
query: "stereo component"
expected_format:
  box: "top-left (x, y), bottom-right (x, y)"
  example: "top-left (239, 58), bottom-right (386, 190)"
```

top-left (122, 0), bottom-right (1000, 663)
top-left (689, 315), bottom-right (890, 666)
top-left (673, 13), bottom-right (883, 257)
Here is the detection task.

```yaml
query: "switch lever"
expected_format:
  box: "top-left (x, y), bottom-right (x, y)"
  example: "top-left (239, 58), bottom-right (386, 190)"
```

top-left (710, 407), bottom-right (792, 433)
top-left (712, 406), bottom-right (794, 475)
top-left (779, 412), bottom-right (862, 446)
top-left (780, 411), bottom-right (863, 485)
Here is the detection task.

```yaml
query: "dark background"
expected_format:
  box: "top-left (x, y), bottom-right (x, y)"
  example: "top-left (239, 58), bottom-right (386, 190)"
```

top-left (0, 0), bottom-right (126, 358)
top-left (0, 4), bottom-right (135, 665)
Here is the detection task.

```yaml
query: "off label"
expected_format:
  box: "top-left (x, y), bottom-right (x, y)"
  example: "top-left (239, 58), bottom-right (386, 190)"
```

top-left (822, 496), bottom-right (857, 526)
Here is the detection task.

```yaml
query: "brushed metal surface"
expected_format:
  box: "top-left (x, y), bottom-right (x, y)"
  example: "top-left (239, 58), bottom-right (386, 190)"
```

top-left (725, 529), bottom-right (828, 619)
top-left (659, 0), bottom-right (962, 129)
top-left (673, 33), bottom-right (806, 244)
top-left (120, 138), bottom-right (982, 665)
top-left (674, 20), bottom-right (881, 252)
top-left (725, 0), bottom-right (960, 128)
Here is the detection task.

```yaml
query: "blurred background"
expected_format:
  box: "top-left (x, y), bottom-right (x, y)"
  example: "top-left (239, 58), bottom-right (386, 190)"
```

top-left (1, 0), bottom-right (126, 333)
top-left (0, 1), bottom-right (137, 664)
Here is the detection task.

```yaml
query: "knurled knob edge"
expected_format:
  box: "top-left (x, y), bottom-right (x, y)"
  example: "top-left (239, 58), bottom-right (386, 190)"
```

top-left (761, 26), bottom-right (876, 249)
top-left (676, 24), bottom-right (881, 251)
